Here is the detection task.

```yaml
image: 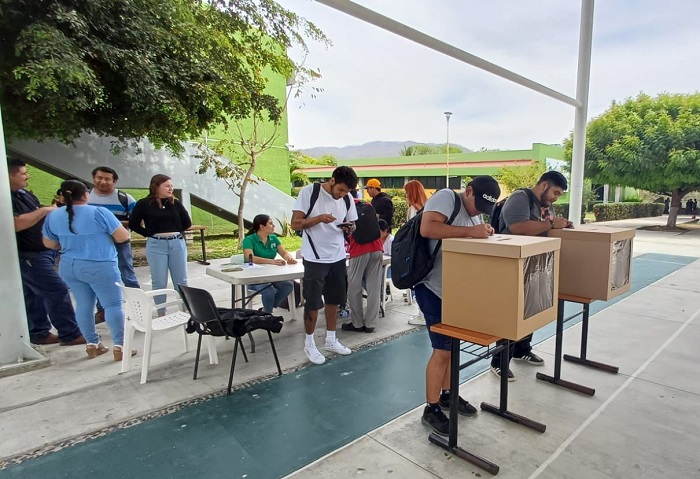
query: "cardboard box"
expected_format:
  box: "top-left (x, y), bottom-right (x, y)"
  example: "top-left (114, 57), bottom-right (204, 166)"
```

top-left (547, 225), bottom-right (635, 301)
top-left (442, 235), bottom-right (561, 341)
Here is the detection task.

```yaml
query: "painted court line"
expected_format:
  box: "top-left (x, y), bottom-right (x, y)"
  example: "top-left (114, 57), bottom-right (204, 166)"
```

top-left (527, 303), bottom-right (700, 479)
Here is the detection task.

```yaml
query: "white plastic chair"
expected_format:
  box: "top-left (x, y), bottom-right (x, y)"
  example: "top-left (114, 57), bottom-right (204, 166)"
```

top-left (118, 284), bottom-right (192, 384)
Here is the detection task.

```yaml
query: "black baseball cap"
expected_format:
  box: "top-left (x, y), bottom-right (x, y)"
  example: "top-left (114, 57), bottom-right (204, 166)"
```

top-left (468, 176), bottom-right (501, 215)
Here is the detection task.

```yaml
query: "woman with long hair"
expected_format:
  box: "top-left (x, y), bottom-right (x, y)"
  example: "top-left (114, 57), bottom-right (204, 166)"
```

top-left (242, 214), bottom-right (297, 313)
top-left (129, 175), bottom-right (192, 309)
top-left (404, 180), bottom-right (428, 219)
top-left (42, 179), bottom-right (132, 360)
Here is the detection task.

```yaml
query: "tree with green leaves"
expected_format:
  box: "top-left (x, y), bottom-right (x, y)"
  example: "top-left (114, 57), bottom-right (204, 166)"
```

top-left (564, 92), bottom-right (700, 227)
top-left (495, 162), bottom-right (545, 193)
top-left (400, 144), bottom-right (462, 156)
top-left (0, 0), bottom-right (326, 155)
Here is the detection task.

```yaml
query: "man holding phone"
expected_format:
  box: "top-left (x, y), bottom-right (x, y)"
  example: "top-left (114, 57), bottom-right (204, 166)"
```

top-left (291, 167), bottom-right (359, 365)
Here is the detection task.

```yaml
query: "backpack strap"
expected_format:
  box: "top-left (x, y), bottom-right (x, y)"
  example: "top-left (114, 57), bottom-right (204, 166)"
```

top-left (304, 183), bottom-right (322, 260)
top-left (117, 190), bottom-right (130, 220)
top-left (429, 191), bottom-right (463, 259)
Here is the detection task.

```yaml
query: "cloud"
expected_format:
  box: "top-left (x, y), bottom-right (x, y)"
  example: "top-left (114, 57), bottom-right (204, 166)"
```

top-left (280, 0), bottom-right (700, 150)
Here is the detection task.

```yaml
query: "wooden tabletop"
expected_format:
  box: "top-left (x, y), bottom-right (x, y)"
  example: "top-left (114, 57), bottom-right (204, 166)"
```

top-left (558, 293), bottom-right (595, 304)
top-left (430, 324), bottom-right (501, 346)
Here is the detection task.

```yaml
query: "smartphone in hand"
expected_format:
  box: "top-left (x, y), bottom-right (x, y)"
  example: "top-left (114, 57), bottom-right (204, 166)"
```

top-left (337, 222), bottom-right (353, 228)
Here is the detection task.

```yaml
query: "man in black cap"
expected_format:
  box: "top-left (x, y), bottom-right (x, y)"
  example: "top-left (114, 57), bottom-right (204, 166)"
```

top-left (413, 175), bottom-right (501, 436)
top-left (490, 170), bottom-right (572, 381)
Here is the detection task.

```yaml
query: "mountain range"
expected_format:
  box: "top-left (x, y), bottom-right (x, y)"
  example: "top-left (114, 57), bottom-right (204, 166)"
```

top-left (299, 141), bottom-right (470, 160)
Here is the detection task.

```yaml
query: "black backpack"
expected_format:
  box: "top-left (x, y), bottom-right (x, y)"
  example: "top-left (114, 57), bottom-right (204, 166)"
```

top-left (352, 200), bottom-right (381, 244)
top-left (117, 190), bottom-right (130, 220)
top-left (391, 191), bottom-right (461, 290)
top-left (489, 188), bottom-right (536, 234)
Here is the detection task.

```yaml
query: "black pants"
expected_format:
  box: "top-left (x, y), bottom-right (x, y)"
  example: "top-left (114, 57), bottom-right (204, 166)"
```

top-left (490, 334), bottom-right (533, 367)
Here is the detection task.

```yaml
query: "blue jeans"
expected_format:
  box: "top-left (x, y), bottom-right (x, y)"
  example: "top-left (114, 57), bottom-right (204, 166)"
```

top-left (97, 240), bottom-right (139, 311)
top-left (248, 281), bottom-right (294, 313)
top-left (19, 250), bottom-right (81, 343)
top-left (414, 283), bottom-right (451, 351)
top-left (59, 258), bottom-right (124, 345)
top-left (146, 237), bottom-right (188, 307)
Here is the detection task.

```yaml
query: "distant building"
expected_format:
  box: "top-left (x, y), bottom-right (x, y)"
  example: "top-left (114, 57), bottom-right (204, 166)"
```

top-left (298, 143), bottom-right (564, 194)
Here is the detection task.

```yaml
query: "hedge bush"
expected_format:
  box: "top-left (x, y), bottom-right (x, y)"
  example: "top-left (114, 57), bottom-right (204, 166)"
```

top-left (592, 203), bottom-right (663, 222)
top-left (392, 197), bottom-right (408, 230)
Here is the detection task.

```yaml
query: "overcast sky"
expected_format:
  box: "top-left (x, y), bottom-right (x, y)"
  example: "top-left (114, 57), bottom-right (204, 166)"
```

top-left (277, 0), bottom-right (700, 151)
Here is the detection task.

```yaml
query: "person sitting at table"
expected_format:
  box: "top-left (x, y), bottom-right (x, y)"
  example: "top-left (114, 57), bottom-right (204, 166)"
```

top-left (242, 214), bottom-right (297, 313)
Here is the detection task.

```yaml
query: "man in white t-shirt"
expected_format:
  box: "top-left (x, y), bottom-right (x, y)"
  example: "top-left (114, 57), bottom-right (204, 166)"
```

top-left (291, 167), bottom-right (359, 365)
top-left (88, 166), bottom-right (139, 323)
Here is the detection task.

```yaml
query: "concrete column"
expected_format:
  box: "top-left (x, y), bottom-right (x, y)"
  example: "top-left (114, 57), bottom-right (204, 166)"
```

top-left (603, 184), bottom-right (609, 204)
top-left (0, 106), bottom-right (46, 374)
top-left (614, 186), bottom-right (622, 203)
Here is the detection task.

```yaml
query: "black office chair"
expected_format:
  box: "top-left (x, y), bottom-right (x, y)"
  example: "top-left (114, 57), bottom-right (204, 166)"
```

top-left (179, 284), bottom-right (283, 395)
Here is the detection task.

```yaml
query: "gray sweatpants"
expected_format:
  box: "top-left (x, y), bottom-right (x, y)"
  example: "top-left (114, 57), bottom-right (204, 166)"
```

top-left (347, 251), bottom-right (384, 329)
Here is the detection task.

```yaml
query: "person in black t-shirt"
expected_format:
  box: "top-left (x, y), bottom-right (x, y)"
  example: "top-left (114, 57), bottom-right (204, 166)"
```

top-left (8, 159), bottom-right (84, 346)
top-left (364, 178), bottom-right (394, 231)
top-left (129, 174), bottom-right (192, 311)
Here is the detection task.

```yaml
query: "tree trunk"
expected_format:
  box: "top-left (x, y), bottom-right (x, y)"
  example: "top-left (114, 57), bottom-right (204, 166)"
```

top-left (237, 153), bottom-right (257, 249)
top-left (666, 189), bottom-right (684, 228)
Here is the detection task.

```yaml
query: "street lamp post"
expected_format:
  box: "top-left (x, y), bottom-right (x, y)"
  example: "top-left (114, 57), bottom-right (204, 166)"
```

top-left (444, 111), bottom-right (452, 189)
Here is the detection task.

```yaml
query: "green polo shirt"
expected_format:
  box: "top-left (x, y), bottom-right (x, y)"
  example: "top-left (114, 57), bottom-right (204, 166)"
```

top-left (241, 233), bottom-right (281, 260)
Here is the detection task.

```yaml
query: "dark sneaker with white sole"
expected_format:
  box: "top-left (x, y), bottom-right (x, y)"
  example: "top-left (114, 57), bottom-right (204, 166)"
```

top-left (513, 352), bottom-right (545, 365)
top-left (490, 366), bottom-right (516, 381)
top-left (439, 394), bottom-right (478, 416)
top-left (422, 406), bottom-right (450, 436)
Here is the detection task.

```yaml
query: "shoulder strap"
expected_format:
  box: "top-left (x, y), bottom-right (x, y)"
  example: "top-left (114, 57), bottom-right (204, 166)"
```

top-left (519, 188), bottom-right (537, 208)
top-left (447, 191), bottom-right (462, 225)
top-left (305, 182), bottom-right (321, 218)
top-left (117, 190), bottom-right (129, 216)
top-left (429, 191), bottom-right (463, 260)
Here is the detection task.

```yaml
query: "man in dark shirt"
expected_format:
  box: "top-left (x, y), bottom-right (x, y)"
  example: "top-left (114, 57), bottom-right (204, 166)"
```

top-left (490, 170), bottom-right (572, 381)
top-left (8, 159), bottom-right (84, 345)
top-left (364, 178), bottom-right (394, 231)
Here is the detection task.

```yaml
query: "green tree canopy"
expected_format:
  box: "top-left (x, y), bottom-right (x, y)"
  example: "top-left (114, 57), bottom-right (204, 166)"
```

top-left (0, 0), bottom-right (327, 154)
top-left (564, 92), bottom-right (700, 226)
top-left (400, 144), bottom-right (462, 156)
top-left (495, 162), bottom-right (545, 194)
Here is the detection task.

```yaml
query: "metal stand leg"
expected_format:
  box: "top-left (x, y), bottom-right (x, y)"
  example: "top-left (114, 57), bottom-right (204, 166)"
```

top-left (537, 300), bottom-right (596, 396)
top-left (482, 340), bottom-right (547, 433)
top-left (563, 303), bottom-right (619, 373)
top-left (428, 338), bottom-right (500, 476)
top-left (197, 229), bottom-right (210, 265)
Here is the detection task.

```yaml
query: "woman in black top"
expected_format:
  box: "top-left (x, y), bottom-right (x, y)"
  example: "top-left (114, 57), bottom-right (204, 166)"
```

top-left (130, 174), bottom-right (192, 310)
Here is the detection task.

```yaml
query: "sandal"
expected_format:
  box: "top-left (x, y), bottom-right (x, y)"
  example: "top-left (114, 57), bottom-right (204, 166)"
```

top-left (113, 346), bottom-right (137, 362)
top-left (86, 343), bottom-right (109, 359)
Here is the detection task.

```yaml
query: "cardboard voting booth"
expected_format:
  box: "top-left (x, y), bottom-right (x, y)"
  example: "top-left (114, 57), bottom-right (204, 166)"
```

top-left (442, 235), bottom-right (561, 341)
top-left (548, 225), bottom-right (635, 301)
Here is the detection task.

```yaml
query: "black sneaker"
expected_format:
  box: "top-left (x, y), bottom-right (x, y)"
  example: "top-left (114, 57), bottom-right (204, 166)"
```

top-left (341, 323), bottom-right (365, 332)
top-left (490, 366), bottom-right (516, 382)
top-left (439, 394), bottom-right (478, 416)
top-left (421, 406), bottom-right (450, 436)
top-left (513, 352), bottom-right (545, 365)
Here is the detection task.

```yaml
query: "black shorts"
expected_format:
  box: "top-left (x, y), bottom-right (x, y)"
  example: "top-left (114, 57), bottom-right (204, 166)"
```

top-left (302, 259), bottom-right (347, 312)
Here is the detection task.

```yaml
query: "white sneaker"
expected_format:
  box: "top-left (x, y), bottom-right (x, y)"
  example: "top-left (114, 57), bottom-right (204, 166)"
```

top-left (408, 313), bottom-right (426, 326)
top-left (324, 338), bottom-right (352, 355)
top-left (304, 343), bottom-right (326, 365)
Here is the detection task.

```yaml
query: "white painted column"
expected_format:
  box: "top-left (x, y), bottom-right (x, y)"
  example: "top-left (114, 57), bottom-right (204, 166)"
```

top-left (614, 186), bottom-right (622, 203)
top-left (568, 0), bottom-right (595, 226)
top-left (603, 184), bottom-right (609, 204)
top-left (0, 106), bottom-right (45, 370)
